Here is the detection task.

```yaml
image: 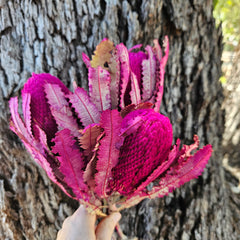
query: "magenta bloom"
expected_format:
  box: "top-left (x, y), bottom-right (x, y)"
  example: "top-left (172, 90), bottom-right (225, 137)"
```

top-left (9, 37), bottom-right (212, 215)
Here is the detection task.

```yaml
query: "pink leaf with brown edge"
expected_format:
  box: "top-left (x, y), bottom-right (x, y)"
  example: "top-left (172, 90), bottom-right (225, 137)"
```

top-left (83, 130), bottom-right (105, 188)
top-left (153, 36), bottom-right (169, 112)
top-left (130, 71), bottom-right (141, 105)
top-left (109, 47), bottom-right (121, 109)
top-left (116, 43), bottom-right (130, 109)
top-left (22, 93), bottom-right (33, 137)
top-left (88, 66), bottom-right (111, 112)
top-left (95, 110), bottom-right (123, 198)
top-left (82, 52), bottom-right (91, 68)
top-left (44, 83), bottom-right (80, 137)
top-left (119, 141), bottom-right (212, 210)
top-left (79, 124), bottom-right (103, 157)
top-left (21, 73), bottom-right (70, 141)
top-left (68, 87), bottom-right (100, 127)
top-left (9, 97), bottom-right (33, 143)
top-left (52, 129), bottom-right (88, 200)
top-left (142, 45), bottom-right (156, 101)
top-left (9, 97), bottom-right (59, 187)
top-left (83, 155), bottom-right (97, 189)
top-left (143, 144), bottom-right (212, 199)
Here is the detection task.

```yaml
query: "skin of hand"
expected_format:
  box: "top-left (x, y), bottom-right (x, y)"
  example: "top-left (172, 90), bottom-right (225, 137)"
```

top-left (56, 205), bottom-right (121, 240)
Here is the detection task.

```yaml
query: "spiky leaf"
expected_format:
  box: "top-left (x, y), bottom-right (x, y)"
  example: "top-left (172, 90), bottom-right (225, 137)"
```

top-left (130, 71), bottom-right (141, 105)
top-left (144, 144), bottom-right (212, 199)
top-left (44, 83), bottom-right (80, 137)
top-left (142, 46), bottom-right (156, 101)
top-left (88, 66), bottom-right (111, 112)
top-left (68, 87), bottom-right (100, 127)
top-left (95, 110), bottom-right (123, 198)
top-left (116, 43), bottom-right (130, 109)
top-left (52, 129), bottom-right (88, 199)
top-left (108, 48), bottom-right (121, 109)
top-left (79, 124), bottom-right (103, 156)
top-left (153, 36), bottom-right (169, 112)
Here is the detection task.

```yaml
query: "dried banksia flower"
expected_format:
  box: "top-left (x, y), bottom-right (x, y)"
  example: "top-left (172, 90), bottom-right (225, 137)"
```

top-left (9, 37), bottom-right (212, 216)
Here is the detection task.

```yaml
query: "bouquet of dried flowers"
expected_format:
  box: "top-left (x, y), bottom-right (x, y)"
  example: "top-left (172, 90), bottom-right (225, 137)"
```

top-left (9, 37), bottom-right (212, 216)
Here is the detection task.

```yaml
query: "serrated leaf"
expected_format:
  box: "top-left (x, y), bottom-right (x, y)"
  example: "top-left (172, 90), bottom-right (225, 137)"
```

top-left (83, 130), bottom-right (105, 188)
top-left (142, 45), bottom-right (156, 101)
top-left (21, 73), bottom-right (69, 140)
top-left (108, 48), bottom-right (121, 109)
top-left (130, 71), bottom-right (141, 105)
top-left (116, 43), bottom-right (130, 109)
top-left (82, 52), bottom-right (91, 68)
top-left (95, 110), bottom-right (123, 198)
top-left (22, 93), bottom-right (33, 137)
top-left (145, 144), bottom-right (212, 199)
top-left (120, 141), bottom-right (212, 210)
top-left (52, 129), bottom-right (88, 199)
top-left (44, 83), bottom-right (80, 137)
top-left (9, 97), bottom-right (59, 187)
top-left (9, 97), bottom-right (32, 143)
top-left (79, 124), bottom-right (103, 156)
top-left (88, 66), bottom-right (111, 112)
top-left (153, 36), bottom-right (169, 112)
top-left (68, 87), bottom-right (100, 127)
top-left (91, 39), bottom-right (115, 68)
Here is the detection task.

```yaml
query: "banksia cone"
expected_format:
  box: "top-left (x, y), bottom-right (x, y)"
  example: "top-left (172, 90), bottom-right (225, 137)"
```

top-left (9, 37), bottom-right (212, 216)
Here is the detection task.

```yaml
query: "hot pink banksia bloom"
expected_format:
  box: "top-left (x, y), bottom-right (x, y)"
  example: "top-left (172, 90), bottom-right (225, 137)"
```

top-left (9, 37), bottom-right (212, 216)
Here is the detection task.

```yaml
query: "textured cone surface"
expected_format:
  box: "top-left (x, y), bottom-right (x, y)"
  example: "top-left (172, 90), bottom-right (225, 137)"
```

top-left (112, 109), bottom-right (173, 194)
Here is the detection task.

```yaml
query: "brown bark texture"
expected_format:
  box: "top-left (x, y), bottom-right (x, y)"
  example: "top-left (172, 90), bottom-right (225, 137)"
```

top-left (0, 0), bottom-right (238, 239)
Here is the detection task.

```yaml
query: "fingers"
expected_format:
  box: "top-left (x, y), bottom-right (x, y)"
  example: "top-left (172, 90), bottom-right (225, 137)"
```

top-left (57, 205), bottom-right (96, 240)
top-left (95, 212), bottom-right (121, 240)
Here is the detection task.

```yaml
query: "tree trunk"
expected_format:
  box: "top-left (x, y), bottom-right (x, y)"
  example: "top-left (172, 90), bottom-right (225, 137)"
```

top-left (0, 0), bottom-right (237, 239)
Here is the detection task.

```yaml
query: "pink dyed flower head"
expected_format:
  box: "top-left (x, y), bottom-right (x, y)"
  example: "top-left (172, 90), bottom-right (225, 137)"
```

top-left (9, 37), bottom-right (212, 215)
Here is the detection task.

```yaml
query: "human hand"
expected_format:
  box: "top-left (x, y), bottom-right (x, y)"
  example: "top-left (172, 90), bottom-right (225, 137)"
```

top-left (56, 205), bottom-right (121, 240)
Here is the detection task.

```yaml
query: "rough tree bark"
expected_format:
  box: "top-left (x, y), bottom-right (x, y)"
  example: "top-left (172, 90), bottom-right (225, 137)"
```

top-left (0, 0), bottom-right (238, 239)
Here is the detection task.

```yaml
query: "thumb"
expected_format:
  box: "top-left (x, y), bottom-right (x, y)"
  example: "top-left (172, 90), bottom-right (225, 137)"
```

top-left (95, 212), bottom-right (121, 240)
